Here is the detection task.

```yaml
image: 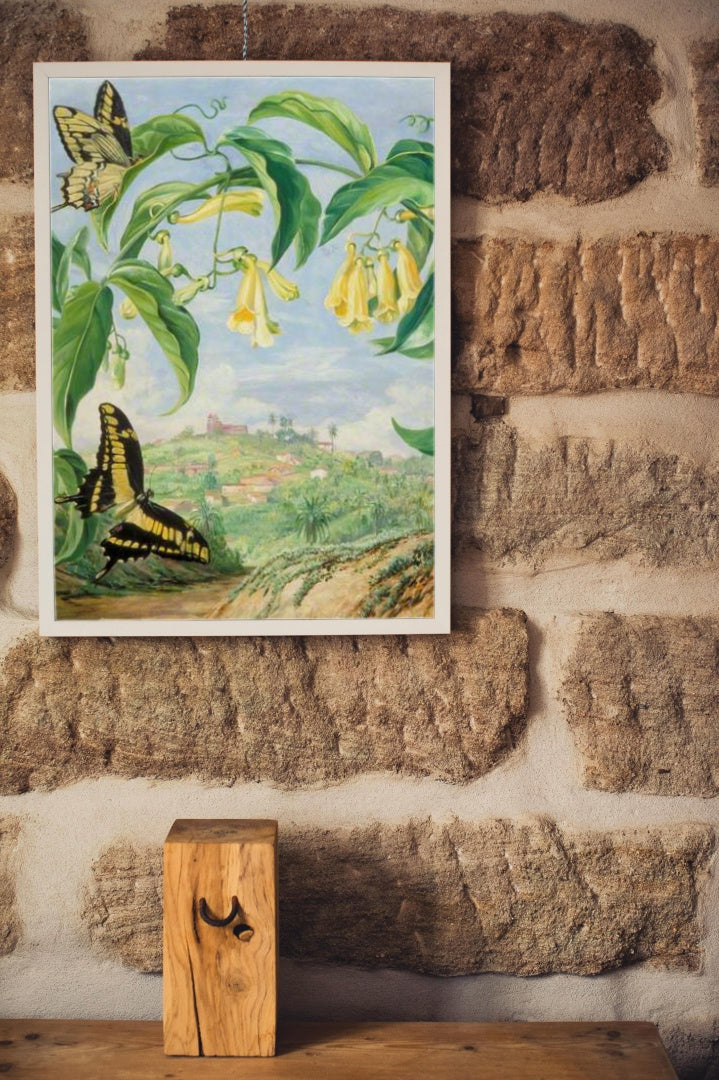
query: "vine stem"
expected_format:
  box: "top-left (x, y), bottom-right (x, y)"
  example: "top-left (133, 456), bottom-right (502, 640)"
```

top-left (295, 157), bottom-right (362, 179)
top-left (356, 208), bottom-right (389, 255)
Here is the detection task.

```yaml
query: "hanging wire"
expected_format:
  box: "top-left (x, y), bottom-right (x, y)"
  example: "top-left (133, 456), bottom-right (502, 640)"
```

top-left (243, 0), bottom-right (248, 59)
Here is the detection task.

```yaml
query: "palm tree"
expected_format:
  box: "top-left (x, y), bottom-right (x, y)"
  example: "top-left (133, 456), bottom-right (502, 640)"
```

top-left (328, 422), bottom-right (338, 452)
top-left (268, 412), bottom-right (277, 436)
top-left (190, 494), bottom-right (224, 539)
top-left (292, 493), bottom-right (332, 544)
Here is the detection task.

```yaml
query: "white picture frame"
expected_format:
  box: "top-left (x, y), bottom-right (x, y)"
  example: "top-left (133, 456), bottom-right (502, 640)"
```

top-left (34, 60), bottom-right (450, 636)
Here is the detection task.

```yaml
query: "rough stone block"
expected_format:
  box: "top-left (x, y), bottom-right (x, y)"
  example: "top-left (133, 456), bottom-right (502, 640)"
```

top-left (0, 609), bottom-right (528, 794)
top-left (453, 422), bottom-right (719, 568)
top-left (0, 466), bottom-right (16, 574)
top-left (0, 216), bottom-right (35, 391)
top-left (453, 236), bottom-right (719, 396)
top-left (691, 38), bottom-right (719, 186)
top-left (0, 817), bottom-right (20, 956)
top-left (138, 6), bottom-right (668, 204)
top-left (0, 2), bottom-right (89, 182)
top-left (84, 818), bottom-right (714, 976)
top-left (564, 615), bottom-right (719, 796)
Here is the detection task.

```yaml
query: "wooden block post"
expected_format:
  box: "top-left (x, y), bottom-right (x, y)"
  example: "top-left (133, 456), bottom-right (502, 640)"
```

top-left (163, 819), bottom-right (278, 1057)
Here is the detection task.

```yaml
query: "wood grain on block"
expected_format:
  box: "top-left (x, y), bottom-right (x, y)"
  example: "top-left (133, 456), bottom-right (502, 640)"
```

top-left (453, 236), bottom-right (719, 395)
top-left (85, 818), bottom-right (713, 977)
top-left (163, 819), bottom-right (277, 1057)
top-left (453, 423), bottom-right (719, 568)
top-left (564, 615), bottom-right (719, 796)
top-left (0, 1020), bottom-right (679, 1079)
top-left (0, 610), bottom-right (528, 793)
top-left (138, 7), bottom-right (668, 205)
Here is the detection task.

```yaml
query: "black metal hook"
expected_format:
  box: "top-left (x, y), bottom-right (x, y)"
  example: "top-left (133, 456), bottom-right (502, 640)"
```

top-left (198, 895), bottom-right (240, 927)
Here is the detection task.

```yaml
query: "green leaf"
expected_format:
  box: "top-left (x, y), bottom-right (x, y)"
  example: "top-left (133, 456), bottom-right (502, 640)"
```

top-left (53, 448), bottom-right (87, 499)
top-left (108, 259), bottom-right (199, 411)
top-left (377, 272), bottom-right (434, 356)
top-left (53, 449), bottom-right (91, 564)
top-left (321, 164), bottom-right (433, 245)
top-left (55, 226), bottom-right (91, 312)
top-left (385, 139), bottom-right (434, 183)
top-left (248, 90), bottom-right (377, 174)
top-left (294, 184), bottom-right (322, 268)
top-left (392, 419), bottom-right (434, 456)
top-left (53, 281), bottom-right (113, 447)
top-left (406, 216), bottom-right (433, 271)
top-left (219, 126), bottom-right (318, 267)
top-left (373, 336), bottom-right (434, 359)
top-left (119, 169), bottom-right (256, 260)
top-left (92, 113), bottom-right (205, 249)
top-left (51, 234), bottom-right (65, 314)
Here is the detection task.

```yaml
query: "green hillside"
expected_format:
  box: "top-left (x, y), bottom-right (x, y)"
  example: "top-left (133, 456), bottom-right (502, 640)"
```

top-left (56, 426), bottom-right (434, 597)
top-left (142, 427), bottom-right (434, 565)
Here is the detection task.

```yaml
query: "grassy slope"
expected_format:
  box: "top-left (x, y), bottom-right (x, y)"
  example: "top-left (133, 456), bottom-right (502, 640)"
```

top-left (57, 429), bottom-right (434, 598)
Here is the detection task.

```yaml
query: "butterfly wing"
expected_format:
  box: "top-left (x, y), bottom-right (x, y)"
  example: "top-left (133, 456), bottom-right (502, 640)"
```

top-left (55, 403), bottom-right (144, 517)
top-left (98, 500), bottom-right (210, 580)
top-left (53, 106), bottom-right (131, 167)
top-left (94, 80), bottom-right (132, 160)
top-left (53, 82), bottom-right (131, 211)
top-left (58, 161), bottom-right (127, 211)
top-left (55, 400), bottom-right (211, 581)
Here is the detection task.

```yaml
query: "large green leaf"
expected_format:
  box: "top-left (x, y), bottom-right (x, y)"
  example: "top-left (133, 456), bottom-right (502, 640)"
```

top-left (294, 184), bottom-right (322, 268)
top-left (406, 216), bottom-right (433, 271)
top-left (385, 139), bottom-right (434, 183)
top-left (391, 419), bottom-right (434, 456)
top-left (53, 448), bottom-right (92, 564)
top-left (219, 126), bottom-right (318, 267)
top-left (108, 260), bottom-right (199, 411)
top-left (248, 90), bottom-right (377, 174)
top-left (119, 169), bottom-right (257, 260)
top-left (51, 234), bottom-right (65, 314)
top-left (54, 226), bottom-right (91, 313)
top-left (53, 281), bottom-right (113, 446)
top-left (92, 113), bottom-right (205, 249)
top-left (321, 165), bottom-right (433, 245)
top-left (377, 272), bottom-right (434, 356)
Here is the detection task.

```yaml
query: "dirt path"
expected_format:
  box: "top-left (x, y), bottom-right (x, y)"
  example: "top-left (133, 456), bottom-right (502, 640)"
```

top-left (56, 574), bottom-right (246, 621)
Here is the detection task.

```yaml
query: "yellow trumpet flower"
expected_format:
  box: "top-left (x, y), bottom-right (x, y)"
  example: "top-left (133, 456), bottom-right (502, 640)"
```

top-left (173, 275), bottom-right (210, 305)
top-left (324, 241), bottom-right (356, 318)
top-left (227, 255), bottom-right (280, 348)
top-left (338, 257), bottom-right (373, 334)
top-left (395, 206), bottom-right (435, 222)
top-left (170, 189), bottom-right (264, 224)
top-left (392, 239), bottom-right (423, 315)
top-left (375, 250), bottom-right (399, 324)
top-left (152, 230), bottom-right (174, 275)
top-left (257, 259), bottom-right (300, 302)
top-left (364, 257), bottom-right (377, 300)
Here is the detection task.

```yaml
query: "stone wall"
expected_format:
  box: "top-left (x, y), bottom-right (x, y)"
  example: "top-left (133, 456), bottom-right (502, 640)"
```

top-left (1, 1), bottom-right (719, 1077)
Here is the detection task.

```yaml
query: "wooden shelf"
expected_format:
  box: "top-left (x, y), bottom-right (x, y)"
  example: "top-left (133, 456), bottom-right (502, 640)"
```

top-left (0, 1019), bottom-right (678, 1078)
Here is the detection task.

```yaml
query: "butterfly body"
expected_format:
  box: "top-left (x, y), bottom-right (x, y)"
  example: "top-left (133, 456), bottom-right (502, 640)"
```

top-left (53, 81), bottom-right (133, 211)
top-left (57, 403), bottom-right (210, 581)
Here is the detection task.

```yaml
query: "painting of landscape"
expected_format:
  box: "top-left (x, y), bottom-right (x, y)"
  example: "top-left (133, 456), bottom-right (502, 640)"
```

top-left (37, 63), bottom-right (448, 633)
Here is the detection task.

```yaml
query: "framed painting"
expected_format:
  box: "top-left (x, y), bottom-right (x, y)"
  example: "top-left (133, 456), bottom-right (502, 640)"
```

top-left (34, 61), bottom-right (450, 636)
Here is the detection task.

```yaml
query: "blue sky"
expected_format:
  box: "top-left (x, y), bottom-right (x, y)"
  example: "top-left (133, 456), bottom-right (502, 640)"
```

top-left (48, 75), bottom-right (436, 456)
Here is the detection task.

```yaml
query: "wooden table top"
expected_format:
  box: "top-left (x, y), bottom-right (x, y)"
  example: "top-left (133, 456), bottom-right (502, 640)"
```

top-left (0, 1019), bottom-right (679, 1078)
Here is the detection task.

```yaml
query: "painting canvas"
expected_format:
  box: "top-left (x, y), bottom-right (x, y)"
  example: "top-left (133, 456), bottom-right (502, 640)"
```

top-left (34, 61), bottom-right (450, 636)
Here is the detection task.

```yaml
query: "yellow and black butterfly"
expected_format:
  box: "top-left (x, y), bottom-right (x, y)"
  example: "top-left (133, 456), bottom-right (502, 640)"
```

top-left (52, 81), bottom-right (134, 212)
top-left (56, 403), bottom-right (210, 582)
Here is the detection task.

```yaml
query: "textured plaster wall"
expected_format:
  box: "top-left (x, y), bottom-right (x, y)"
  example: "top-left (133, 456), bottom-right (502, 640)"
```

top-left (1, 0), bottom-right (719, 1077)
